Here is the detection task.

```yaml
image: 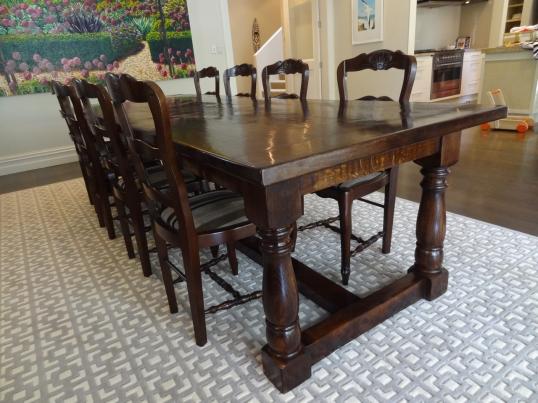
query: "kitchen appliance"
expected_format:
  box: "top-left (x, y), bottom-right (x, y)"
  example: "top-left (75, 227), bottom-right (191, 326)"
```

top-left (417, 0), bottom-right (487, 7)
top-left (430, 49), bottom-right (464, 99)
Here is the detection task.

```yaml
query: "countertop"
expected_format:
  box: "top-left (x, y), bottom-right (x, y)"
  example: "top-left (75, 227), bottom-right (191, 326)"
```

top-left (481, 46), bottom-right (529, 54)
top-left (414, 48), bottom-right (482, 57)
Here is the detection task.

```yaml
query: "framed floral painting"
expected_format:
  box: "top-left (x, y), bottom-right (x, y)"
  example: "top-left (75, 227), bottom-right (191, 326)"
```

top-left (0, 0), bottom-right (196, 97)
top-left (351, 0), bottom-right (383, 45)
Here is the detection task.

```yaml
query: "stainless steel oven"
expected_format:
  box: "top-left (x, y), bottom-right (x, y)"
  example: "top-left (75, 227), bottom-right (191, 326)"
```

top-left (431, 50), bottom-right (464, 100)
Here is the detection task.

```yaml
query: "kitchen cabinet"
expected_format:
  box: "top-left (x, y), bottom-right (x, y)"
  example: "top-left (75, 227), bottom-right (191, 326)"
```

top-left (461, 50), bottom-right (484, 96)
top-left (410, 55), bottom-right (433, 102)
top-left (504, 0), bottom-right (537, 35)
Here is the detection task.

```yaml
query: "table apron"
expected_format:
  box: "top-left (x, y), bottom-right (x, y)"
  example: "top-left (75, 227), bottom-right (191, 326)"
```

top-left (179, 137), bottom-right (441, 199)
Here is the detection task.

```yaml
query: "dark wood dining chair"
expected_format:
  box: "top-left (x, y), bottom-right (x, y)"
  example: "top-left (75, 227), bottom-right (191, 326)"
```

top-left (194, 66), bottom-right (220, 99)
top-left (261, 59), bottom-right (309, 102)
top-left (57, 81), bottom-right (117, 240)
top-left (73, 79), bottom-right (138, 258)
top-left (115, 74), bottom-right (257, 346)
top-left (74, 78), bottom-right (160, 276)
top-left (51, 81), bottom-right (96, 209)
top-left (103, 73), bottom-right (207, 277)
top-left (223, 64), bottom-right (257, 99)
top-left (314, 49), bottom-right (417, 285)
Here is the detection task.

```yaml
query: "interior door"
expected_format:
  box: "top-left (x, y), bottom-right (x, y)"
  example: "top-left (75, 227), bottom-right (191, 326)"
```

top-left (283, 0), bottom-right (322, 99)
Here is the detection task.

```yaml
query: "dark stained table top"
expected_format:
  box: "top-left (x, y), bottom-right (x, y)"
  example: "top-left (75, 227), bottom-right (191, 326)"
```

top-left (125, 96), bottom-right (506, 185)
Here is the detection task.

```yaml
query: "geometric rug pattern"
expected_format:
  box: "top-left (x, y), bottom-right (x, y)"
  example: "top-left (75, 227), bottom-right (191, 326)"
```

top-left (1, 178), bottom-right (537, 402)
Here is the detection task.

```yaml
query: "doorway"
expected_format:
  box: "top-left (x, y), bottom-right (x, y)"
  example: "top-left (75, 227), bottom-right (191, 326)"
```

top-left (283, 0), bottom-right (322, 99)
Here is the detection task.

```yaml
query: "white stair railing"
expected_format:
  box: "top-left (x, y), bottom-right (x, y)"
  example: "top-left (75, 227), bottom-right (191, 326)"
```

top-left (254, 27), bottom-right (284, 99)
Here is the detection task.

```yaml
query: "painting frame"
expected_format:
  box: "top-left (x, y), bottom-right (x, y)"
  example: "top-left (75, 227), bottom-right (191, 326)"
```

top-left (351, 0), bottom-right (384, 45)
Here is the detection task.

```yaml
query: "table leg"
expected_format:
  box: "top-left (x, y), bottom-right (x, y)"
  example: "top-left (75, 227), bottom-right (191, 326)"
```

top-left (411, 165), bottom-right (450, 299)
top-left (259, 225), bottom-right (311, 392)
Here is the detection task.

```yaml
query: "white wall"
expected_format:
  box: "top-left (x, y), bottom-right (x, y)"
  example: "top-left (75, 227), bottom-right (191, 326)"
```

top-left (459, 1), bottom-right (493, 49)
top-left (0, 0), bottom-right (235, 176)
top-left (227, 0), bottom-right (282, 94)
top-left (415, 5), bottom-right (462, 51)
top-left (321, 0), bottom-right (415, 101)
top-left (459, 1), bottom-right (509, 49)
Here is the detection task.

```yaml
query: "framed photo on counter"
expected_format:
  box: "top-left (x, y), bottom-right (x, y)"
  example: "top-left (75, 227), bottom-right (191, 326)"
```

top-left (352, 0), bottom-right (384, 45)
top-left (456, 36), bottom-right (471, 49)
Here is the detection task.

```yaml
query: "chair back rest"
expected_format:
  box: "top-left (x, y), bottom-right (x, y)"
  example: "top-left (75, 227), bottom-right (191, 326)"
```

top-left (74, 79), bottom-right (134, 191)
top-left (261, 59), bottom-right (309, 102)
top-left (73, 80), bottom-right (114, 169)
top-left (51, 81), bottom-right (86, 152)
top-left (337, 49), bottom-right (416, 102)
top-left (57, 81), bottom-right (105, 177)
top-left (194, 66), bottom-right (220, 99)
top-left (110, 74), bottom-right (196, 243)
top-left (223, 64), bottom-right (257, 99)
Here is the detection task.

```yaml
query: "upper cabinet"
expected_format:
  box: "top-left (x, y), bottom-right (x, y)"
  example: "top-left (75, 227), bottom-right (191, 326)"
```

top-left (504, 0), bottom-right (536, 34)
top-left (417, 0), bottom-right (487, 7)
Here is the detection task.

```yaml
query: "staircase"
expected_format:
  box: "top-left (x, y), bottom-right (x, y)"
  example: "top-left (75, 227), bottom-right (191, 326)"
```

top-left (267, 75), bottom-right (287, 98)
top-left (254, 27), bottom-right (284, 99)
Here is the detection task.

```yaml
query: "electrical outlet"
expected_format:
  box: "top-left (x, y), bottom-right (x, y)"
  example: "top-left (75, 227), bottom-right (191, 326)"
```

top-left (209, 45), bottom-right (217, 54)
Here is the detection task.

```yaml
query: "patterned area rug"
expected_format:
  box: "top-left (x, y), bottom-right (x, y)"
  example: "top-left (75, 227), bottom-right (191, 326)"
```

top-left (1, 178), bottom-right (537, 402)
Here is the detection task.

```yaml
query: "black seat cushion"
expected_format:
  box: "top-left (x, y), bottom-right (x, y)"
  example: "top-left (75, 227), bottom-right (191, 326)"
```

top-left (337, 172), bottom-right (385, 191)
top-left (116, 167), bottom-right (196, 191)
top-left (160, 190), bottom-right (250, 233)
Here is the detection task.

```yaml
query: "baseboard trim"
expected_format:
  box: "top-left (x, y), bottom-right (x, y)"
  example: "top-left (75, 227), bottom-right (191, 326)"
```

top-left (0, 146), bottom-right (78, 176)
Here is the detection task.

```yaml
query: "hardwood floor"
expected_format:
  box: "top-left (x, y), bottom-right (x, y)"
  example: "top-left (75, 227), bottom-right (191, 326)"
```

top-left (0, 162), bottom-right (81, 195)
top-left (397, 127), bottom-right (538, 236)
top-left (1, 128), bottom-right (536, 236)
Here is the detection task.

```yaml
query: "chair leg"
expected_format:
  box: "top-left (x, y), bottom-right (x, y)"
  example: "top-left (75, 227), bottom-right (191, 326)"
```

top-left (181, 248), bottom-right (207, 346)
top-left (155, 232), bottom-right (178, 314)
top-left (103, 195), bottom-right (116, 240)
top-left (227, 242), bottom-right (238, 275)
top-left (130, 201), bottom-right (152, 277)
top-left (382, 167), bottom-right (398, 254)
top-left (338, 193), bottom-right (353, 286)
top-left (115, 196), bottom-right (135, 259)
top-left (94, 194), bottom-right (105, 227)
top-left (78, 160), bottom-right (93, 205)
top-left (210, 245), bottom-right (219, 258)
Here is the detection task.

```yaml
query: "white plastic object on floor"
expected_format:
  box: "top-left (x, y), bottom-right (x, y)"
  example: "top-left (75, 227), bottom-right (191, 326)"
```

top-left (480, 89), bottom-right (535, 133)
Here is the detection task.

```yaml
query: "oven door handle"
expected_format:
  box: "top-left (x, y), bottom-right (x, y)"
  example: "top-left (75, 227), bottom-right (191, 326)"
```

top-left (434, 63), bottom-right (463, 69)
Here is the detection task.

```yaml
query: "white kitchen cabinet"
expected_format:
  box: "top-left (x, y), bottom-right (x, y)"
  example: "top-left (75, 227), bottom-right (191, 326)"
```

top-left (461, 51), bottom-right (484, 96)
top-left (410, 55), bottom-right (433, 102)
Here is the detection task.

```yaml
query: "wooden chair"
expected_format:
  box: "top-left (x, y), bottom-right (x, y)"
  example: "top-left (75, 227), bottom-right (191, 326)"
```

top-left (51, 81), bottom-right (96, 209)
top-left (315, 49), bottom-right (417, 285)
top-left (74, 78), bottom-right (156, 276)
top-left (58, 81), bottom-right (117, 240)
top-left (103, 73), bottom-right (207, 277)
top-left (194, 66), bottom-right (220, 99)
top-left (73, 79), bottom-right (138, 257)
top-left (115, 74), bottom-right (257, 346)
top-left (223, 64), bottom-right (257, 99)
top-left (261, 59), bottom-right (309, 102)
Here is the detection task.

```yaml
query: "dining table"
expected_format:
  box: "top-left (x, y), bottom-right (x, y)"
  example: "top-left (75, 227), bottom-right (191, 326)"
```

top-left (125, 95), bottom-right (506, 393)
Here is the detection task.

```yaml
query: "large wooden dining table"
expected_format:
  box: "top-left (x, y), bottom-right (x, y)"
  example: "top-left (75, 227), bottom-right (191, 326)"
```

top-left (125, 96), bottom-right (506, 392)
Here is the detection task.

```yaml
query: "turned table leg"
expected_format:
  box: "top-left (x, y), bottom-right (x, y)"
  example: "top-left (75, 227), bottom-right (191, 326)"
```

top-left (259, 225), bottom-right (311, 392)
top-left (411, 165), bottom-right (450, 299)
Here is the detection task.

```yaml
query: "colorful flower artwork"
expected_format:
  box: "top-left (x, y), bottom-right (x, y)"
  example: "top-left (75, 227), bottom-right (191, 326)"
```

top-left (0, 0), bottom-right (195, 96)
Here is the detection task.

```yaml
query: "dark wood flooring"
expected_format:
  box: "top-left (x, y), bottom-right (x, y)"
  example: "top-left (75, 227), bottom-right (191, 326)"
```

top-left (0, 162), bottom-right (82, 195)
top-left (1, 128), bottom-right (537, 236)
top-left (397, 128), bottom-right (538, 236)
